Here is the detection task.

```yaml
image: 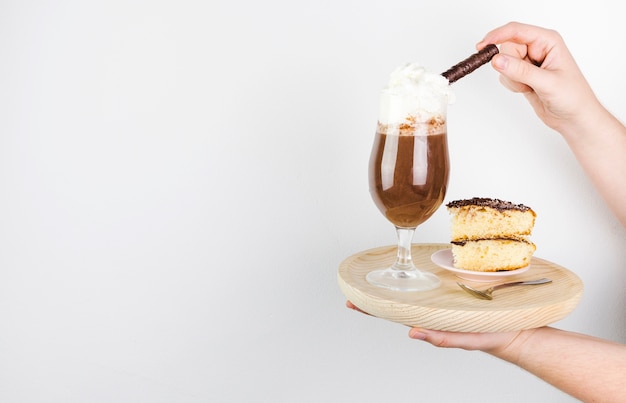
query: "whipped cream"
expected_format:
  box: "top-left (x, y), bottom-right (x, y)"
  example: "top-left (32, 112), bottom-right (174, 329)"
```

top-left (378, 63), bottom-right (454, 127)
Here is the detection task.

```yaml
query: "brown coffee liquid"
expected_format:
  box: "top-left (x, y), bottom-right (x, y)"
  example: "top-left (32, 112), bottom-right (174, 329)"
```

top-left (369, 131), bottom-right (449, 227)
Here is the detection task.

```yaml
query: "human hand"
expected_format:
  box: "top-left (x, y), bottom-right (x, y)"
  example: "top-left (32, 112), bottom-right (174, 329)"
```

top-left (346, 300), bottom-right (523, 354)
top-left (407, 327), bottom-right (523, 355)
top-left (476, 21), bottom-right (600, 133)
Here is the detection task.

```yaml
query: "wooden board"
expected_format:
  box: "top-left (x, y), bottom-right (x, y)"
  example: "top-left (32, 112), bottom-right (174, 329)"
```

top-left (338, 243), bottom-right (583, 332)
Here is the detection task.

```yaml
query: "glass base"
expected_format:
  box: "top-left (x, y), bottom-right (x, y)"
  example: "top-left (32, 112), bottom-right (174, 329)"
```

top-left (366, 267), bottom-right (441, 292)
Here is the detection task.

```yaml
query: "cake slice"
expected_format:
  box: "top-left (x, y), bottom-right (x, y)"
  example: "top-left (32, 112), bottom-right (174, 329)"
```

top-left (450, 239), bottom-right (536, 272)
top-left (447, 198), bottom-right (537, 272)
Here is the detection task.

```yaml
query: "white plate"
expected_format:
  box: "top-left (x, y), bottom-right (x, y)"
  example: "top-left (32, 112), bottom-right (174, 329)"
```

top-left (431, 249), bottom-right (530, 282)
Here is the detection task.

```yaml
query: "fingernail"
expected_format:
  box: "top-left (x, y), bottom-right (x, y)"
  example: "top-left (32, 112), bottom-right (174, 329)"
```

top-left (409, 329), bottom-right (427, 340)
top-left (492, 54), bottom-right (508, 70)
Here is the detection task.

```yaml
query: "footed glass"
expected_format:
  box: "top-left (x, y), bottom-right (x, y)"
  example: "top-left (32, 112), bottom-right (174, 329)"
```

top-left (366, 91), bottom-right (449, 291)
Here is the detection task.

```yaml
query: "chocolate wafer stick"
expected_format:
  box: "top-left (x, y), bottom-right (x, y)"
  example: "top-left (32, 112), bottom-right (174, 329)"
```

top-left (441, 44), bottom-right (499, 84)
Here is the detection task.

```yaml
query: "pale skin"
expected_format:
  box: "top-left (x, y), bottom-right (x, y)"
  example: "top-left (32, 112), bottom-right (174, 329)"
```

top-left (348, 22), bottom-right (626, 402)
top-left (477, 22), bottom-right (626, 228)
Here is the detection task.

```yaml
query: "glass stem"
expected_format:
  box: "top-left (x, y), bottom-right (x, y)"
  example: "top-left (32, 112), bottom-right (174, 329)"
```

top-left (394, 226), bottom-right (416, 271)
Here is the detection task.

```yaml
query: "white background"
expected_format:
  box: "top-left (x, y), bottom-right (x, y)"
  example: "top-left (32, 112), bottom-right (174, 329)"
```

top-left (1, 0), bottom-right (625, 402)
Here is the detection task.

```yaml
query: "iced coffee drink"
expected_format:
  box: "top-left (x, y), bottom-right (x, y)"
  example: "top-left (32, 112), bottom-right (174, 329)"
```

top-left (369, 63), bottom-right (451, 228)
top-left (366, 63), bottom-right (453, 291)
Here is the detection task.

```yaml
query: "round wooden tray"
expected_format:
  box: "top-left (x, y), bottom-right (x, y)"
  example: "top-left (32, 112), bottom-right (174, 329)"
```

top-left (338, 243), bottom-right (583, 332)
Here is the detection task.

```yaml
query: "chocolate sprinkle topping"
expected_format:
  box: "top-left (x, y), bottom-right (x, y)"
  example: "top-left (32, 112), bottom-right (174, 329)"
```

top-left (441, 44), bottom-right (499, 84)
top-left (446, 197), bottom-right (533, 212)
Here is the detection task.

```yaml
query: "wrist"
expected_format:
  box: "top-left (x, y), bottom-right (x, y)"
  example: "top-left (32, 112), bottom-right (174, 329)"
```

top-left (487, 328), bottom-right (539, 365)
top-left (556, 99), bottom-right (610, 143)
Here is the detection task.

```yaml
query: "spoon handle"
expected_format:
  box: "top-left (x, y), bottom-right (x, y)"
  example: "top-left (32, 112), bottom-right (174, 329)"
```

top-left (492, 278), bottom-right (552, 291)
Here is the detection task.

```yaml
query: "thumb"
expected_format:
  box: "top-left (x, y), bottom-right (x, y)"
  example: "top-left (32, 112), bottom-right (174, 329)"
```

top-left (491, 53), bottom-right (547, 94)
top-left (409, 327), bottom-right (521, 352)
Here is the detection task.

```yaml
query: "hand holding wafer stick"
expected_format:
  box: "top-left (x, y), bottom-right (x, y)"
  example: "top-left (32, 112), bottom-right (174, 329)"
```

top-left (441, 44), bottom-right (499, 83)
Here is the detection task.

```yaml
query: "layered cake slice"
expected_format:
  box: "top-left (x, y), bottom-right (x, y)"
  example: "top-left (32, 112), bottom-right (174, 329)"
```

top-left (446, 197), bottom-right (537, 272)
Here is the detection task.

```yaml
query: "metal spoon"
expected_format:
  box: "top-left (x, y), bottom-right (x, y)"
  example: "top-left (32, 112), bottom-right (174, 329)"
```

top-left (457, 278), bottom-right (552, 300)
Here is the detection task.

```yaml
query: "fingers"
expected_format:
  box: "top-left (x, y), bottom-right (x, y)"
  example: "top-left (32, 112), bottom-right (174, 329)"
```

top-left (492, 54), bottom-right (537, 93)
top-left (476, 21), bottom-right (559, 54)
top-left (478, 21), bottom-right (572, 75)
top-left (345, 300), bottom-right (372, 316)
top-left (409, 328), bottom-right (484, 350)
top-left (476, 23), bottom-right (560, 95)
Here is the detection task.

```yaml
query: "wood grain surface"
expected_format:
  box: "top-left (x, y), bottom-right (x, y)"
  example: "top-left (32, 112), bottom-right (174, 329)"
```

top-left (338, 243), bottom-right (583, 332)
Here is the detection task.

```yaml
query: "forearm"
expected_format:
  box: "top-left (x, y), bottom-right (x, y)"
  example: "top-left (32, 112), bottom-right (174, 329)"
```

top-left (491, 327), bottom-right (626, 402)
top-left (556, 102), bottom-right (626, 227)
